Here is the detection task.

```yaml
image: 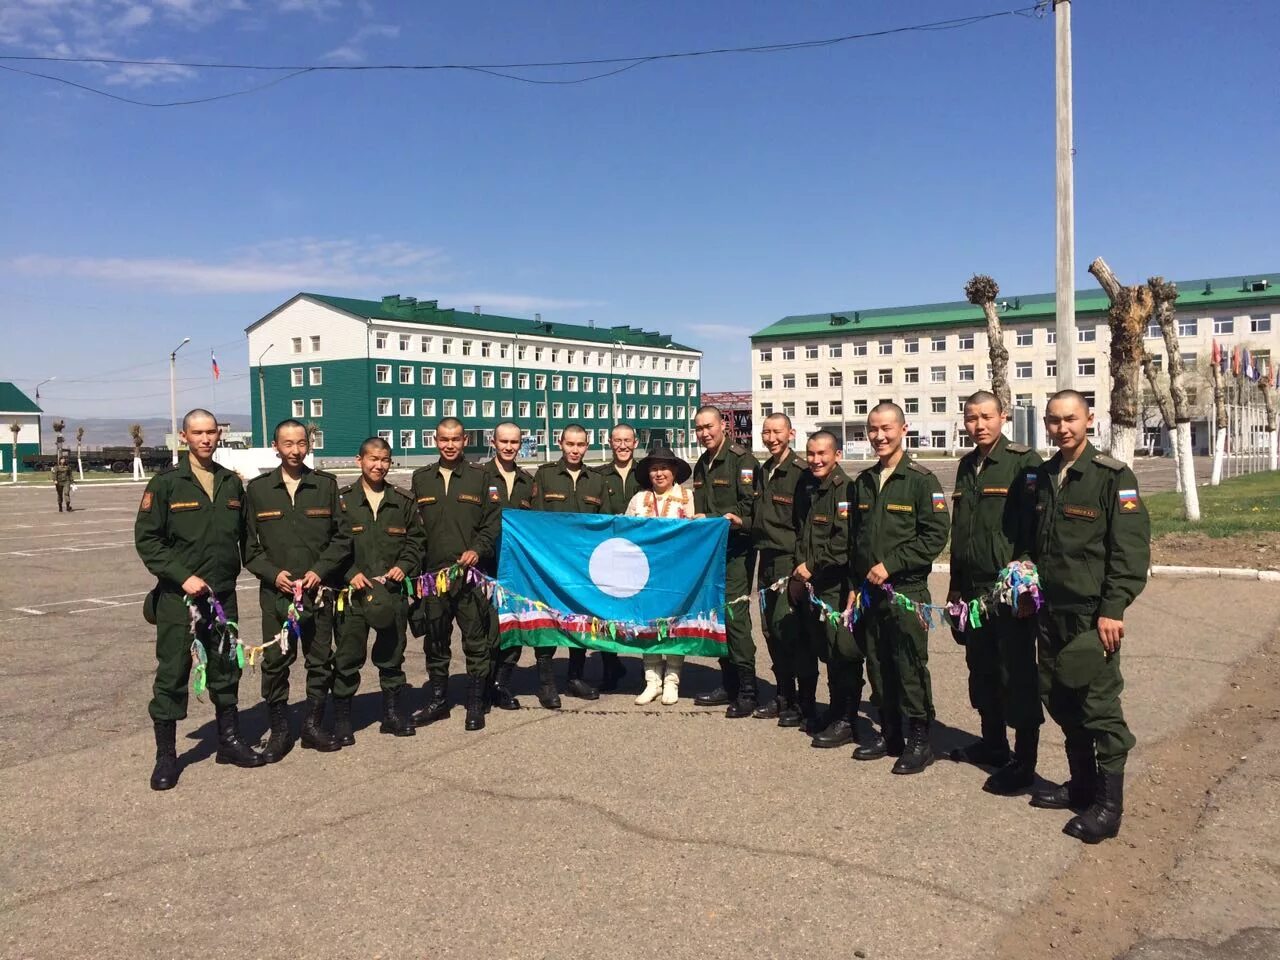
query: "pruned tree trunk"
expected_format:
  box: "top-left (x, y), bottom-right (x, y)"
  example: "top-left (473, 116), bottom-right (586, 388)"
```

top-left (1088, 257), bottom-right (1151, 467)
top-left (1263, 378), bottom-right (1278, 470)
top-left (1148, 277), bottom-right (1200, 520)
top-left (75, 427), bottom-right (85, 481)
top-left (964, 274), bottom-right (1011, 413)
top-left (1209, 362), bottom-right (1228, 485)
top-left (8, 424), bottom-right (19, 483)
top-left (1141, 352), bottom-right (1181, 492)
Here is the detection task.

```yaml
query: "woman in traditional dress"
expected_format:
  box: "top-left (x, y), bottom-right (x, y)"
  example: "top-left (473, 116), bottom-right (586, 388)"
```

top-left (624, 439), bottom-right (697, 705)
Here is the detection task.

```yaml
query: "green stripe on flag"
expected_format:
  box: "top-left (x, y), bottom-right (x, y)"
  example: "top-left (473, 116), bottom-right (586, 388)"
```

top-left (499, 625), bottom-right (726, 658)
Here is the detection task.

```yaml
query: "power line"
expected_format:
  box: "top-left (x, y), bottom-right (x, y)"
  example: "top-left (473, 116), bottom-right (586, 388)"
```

top-left (0, 5), bottom-right (1044, 107)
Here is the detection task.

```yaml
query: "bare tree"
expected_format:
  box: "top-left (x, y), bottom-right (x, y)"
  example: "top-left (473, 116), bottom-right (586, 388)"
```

top-left (964, 274), bottom-right (1011, 414)
top-left (1262, 368), bottom-right (1278, 470)
top-left (52, 418), bottom-right (66, 458)
top-left (1148, 277), bottom-right (1199, 520)
top-left (1088, 257), bottom-right (1152, 465)
top-left (8, 422), bottom-right (19, 483)
top-left (1209, 355), bottom-right (1229, 485)
top-left (75, 426), bottom-right (85, 481)
top-left (129, 423), bottom-right (145, 481)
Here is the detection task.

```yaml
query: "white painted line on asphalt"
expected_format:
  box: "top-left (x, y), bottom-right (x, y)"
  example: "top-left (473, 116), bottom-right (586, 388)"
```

top-left (85, 598), bottom-right (121, 606)
top-left (13, 607), bottom-right (46, 615)
top-left (0, 540), bottom-right (133, 556)
top-left (2, 578), bottom-right (259, 621)
top-left (0, 527), bottom-right (133, 542)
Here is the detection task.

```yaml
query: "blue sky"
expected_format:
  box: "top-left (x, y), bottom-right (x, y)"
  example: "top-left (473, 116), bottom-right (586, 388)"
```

top-left (2, 0), bottom-right (1277, 417)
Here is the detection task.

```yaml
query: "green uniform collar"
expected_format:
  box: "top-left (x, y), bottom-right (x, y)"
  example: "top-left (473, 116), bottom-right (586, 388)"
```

top-left (968, 433), bottom-right (1010, 467)
top-left (430, 456), bottom-right (470, 472)
top-left (265, 464), bottom-right (319, 490)
top-left (816, 464), bottom-right (849, 493)
top-left (700, 438), bottom-right (729, 467)
top-left (551, 458), bottom-right (588, 476)
top-left (1046, 439), bottom-right (1097, 482)
top-left (872, 452), bottom-right (912, 486)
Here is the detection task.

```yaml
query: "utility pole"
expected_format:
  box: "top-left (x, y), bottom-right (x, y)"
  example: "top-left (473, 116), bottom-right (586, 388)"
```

top-left (169, 338), bottom-right (190, 465)
top-left (1054, 0), bottom-right (1076, 390)
top-left (257, 343), bottom-right (274, 447)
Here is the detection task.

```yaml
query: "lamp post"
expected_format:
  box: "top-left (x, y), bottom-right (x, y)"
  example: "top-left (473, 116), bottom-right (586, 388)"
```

top-left (832, 367), bottom-right (847, 460)
top-left (34, 377), bottom-right (54, 454)
top-left (256, 343), bottom-right (274, 447)
top-left (169, 338), bottom-right (190, 465)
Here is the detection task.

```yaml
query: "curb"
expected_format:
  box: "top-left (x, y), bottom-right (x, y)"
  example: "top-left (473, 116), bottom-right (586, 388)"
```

top-left (930, 562), bottom-right (1279, 582)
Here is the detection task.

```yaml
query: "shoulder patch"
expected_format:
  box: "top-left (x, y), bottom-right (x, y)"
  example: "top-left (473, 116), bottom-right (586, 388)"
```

top-left (907, 460), bottom-right (933, 476)
top-left (389, 484), bottom-right (413, 501)
top-left (468, 461), bottom-right (483, 470)
top-left (1093, 454), bottom-right (1126, 471)
top-left (312, 469), bottom-right (338, 481)
top-left (729, 443), bottom-right (748, 456)
top-left (340, 482), bottom-right (356, 495)
top-left (1005, 442), bottom-right (1031, 454)
top-left (247, 471), bottom-right (272, 486)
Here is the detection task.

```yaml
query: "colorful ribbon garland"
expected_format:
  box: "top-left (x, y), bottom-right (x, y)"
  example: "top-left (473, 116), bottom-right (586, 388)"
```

top-left (184, 593), bottom-right (242, 698)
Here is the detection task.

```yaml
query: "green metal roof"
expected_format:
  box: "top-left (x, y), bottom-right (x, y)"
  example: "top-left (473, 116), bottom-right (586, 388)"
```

top-left (302, 293), bottom-right (698, 353)
top-left (751, 273), bottom-right (1280, 342)
top-left (0, 382), bottom-right (42, 414)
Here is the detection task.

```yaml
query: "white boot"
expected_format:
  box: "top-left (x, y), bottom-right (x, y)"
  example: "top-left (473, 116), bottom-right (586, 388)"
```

top-left (635, 655), bottom-right (663, 705)
top-left (661, 656), bottom-right (683, 705)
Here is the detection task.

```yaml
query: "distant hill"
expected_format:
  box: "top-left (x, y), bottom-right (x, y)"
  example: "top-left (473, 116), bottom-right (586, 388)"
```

top-left (41, 414), bottom-right (252, 450)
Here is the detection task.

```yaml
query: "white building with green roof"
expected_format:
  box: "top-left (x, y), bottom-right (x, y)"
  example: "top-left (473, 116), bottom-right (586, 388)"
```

top-left (750, 274), bottom-right (1279, 456)
top-left (0, 382), bottom-right (43, 474)
top-left (247, 294), bottom-right (702, 461)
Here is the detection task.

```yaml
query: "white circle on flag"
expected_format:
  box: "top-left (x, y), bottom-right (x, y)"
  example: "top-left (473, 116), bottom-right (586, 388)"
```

top-left (588, 538), bottom-right (649, 598)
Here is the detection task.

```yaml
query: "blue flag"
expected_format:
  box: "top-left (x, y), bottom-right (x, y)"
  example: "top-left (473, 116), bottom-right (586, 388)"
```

top-left (496, 512), bottom-right (729, 655)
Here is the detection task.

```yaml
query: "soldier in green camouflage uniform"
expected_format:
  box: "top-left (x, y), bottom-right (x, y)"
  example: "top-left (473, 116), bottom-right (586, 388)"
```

top-left (947, 391), bottom-right (1044, 794)
top-left (593, 422), bottom-right (641, 691)
top-left (333, 436), bottom-right (425, 744)
top-left (692, 405), bottom-right (760, 717)
top-left (529, 424), bottom-right (613, 707)
top-left (410, 418), bottom-right (501, 732)
top-left (135, 409), bottom-right (263, 790)
top-left (1023, 391), bottom-right (1149, 844)
top-left (52, 455), bottom-right (74, 512)
top-left (243, 420), bottom-right (352, 761)
top-left (848, 403), bottom-right (950, 775)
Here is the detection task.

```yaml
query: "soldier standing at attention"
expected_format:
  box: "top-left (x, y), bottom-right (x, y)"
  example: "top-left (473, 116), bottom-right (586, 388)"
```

top-left (410, 417), bottom-right (500, 732)
top-left (947, 391), bottom-right (1044, 794)
top-left (244, 419), bottom-right (352, 761)
top-left (135, 409), bottom-right (263, 790)
top-left (748, 413), bottom-right (808, 724)
top-left (1023, 390), bottom-right (1149, 843)
top-left (846, 402), bottom-right (950, 774)
top-left (529, 423), bottom-right (612, 707)
top-left (691, 405), bottom-right (760, 718)
top-left (793, 431), bottom-right (863, 747)
top-left (333, 436), bottom-right (424, 745)
top-left (593, 422), bottom-right (640, 691)
top-left (481, 420), bottom-right (535, 711)
top-left (52, 454), bottom-right (74, 512)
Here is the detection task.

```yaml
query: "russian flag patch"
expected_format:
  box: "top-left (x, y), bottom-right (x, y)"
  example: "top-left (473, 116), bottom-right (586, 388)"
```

top-left (931, 492), bottom-right (947, 512)
top-left (837, 501), bottom-right (850, 519)
top-left (1118, 488), bottom-right (1140, 511)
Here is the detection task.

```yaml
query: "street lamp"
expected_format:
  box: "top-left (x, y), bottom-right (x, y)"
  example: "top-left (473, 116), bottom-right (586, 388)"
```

top-left (832, 367), bottom-right (847, 460)
top-left (34, 377), bottom-right (54, 455)
top-left (169, 338), bottom-right (190, 465)
top-left (257, 343), bottom-right (274, 447)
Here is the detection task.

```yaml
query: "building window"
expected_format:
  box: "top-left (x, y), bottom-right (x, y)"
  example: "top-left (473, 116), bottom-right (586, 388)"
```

top-left (1177, 318), bottom-right (1198, 337)
top-left (399, 430), bottom-right (414, 449)
top-left (930, 430), bottom-right (946, 448)
top-left (421, 335), bottom-right (432, 353)
top-left (957, 334), bottom-right (974, 350)
top-left (461, 340), bottom-right (473, 357)
top-left (1078, 357), bottom-right (1096, 376)
top-left (829, 343), bottom-right (843, 359)
top-left (375, 332), bottom-right (389, 350)
top-left (308, 367), bottom-right (322, 386)
top-left (292, 337), bottom-right (302, 354)
top-left (1016, 329), bottom-right (1033, 347)
top-left (878, 342), bottom-right (893, 356)
top-left (399, 398), bottom-right (413, 416)
top-left (805, 345), bottom-right (819, 360)
top-left (292, 400), bottom-right (304, 417)
top-left (551, 375), bottom-right (563, 391)
top-left (499, 343), bottom-right (510, 359)
top-left (443, 399), bottom-right (456, 416)
top-left (442, 369), bottom-right (456, 387)
top-left (1180, 352), bottom-right (1197, 367)
top-left (1046, 360), bottom-right (1057, 377)
top-left (377, 429), bottom-right (393, 447)
top-left (852, 370), bottom-right (868, 386)
top-left (904, 397), bottom-right (919, 414)
top-left (534, 347), bottom-right (544, 362)
top-left (930, 335), bottom-right (946, 352)
top-left (1046, 330), bottom-right (1057, 345)
top-left (904, 367), bottom-right (920, 384)
top-left (421, 430), bottom-right (435, 449)
top-left (624, 404), bottom-right (635, 418)
top-left (853, 399), bottom-right (868, 415)
top-left (598, 377), bottom-right (608, 391)
top-left (760, 376), bottom-right (773, 390)
top-left (878, 369), bottom-right (893, 385)
top-left (481, 341), bottom-right (492, 358)
top-left (310, 399), bottom-right (323, 417)
top-left (463, 400), bottom-right (476, 417)
top-left (462, 370), bottom-right (476, 388)
top-left (930, 366), bottom-right (946, 383)
top-left (500, 371), bottom-right (512, 389)
top-left (483, 400), bottom-right (496, 417)
top-left (782, 374), bottom-right (796, 389)
top-left (958, 365), bottom-right (975, 382)
top-left (310, 336), bottom-right (320, 352)
top-left (956, 396), bottom-right (970, 414)
top-left (375, 364), bottom-right (391, 383)
top-left (931, 397), bottom-right (946, 413)
top-left (828, 372), bottom-right (842, 387)
top-left (1252, 315), bottom-right (1272, 333)
top-left (550, 349), bottom-right (560, 364)
top-left (567, 375), bottom-right (578, 392)
top-left (582, 377), bottom-right (593, 393)
top-left (829, 400), bottom-right (843, 415)
top-left (805, 401), bottom-right (819, 416)
top-left (500, 400), bottom-right (513, 417)
top-left (517, 345), bottom-right (527, 361)
top-left (482, 371), bottom-right (494, 389)
top-left (291, 367), bottom-right (303, 387)
top-left (399, 334), bottom-right (410, 352)
top-left (782, 402), bottom-right (796, 416)
top-left (1015, 394), bottom-right (1032, 407)
top-left (518, 401), bottom-right (531, 417)
top-left (805, 373), bottom-right (819, 388)
top-left (422, 367), bottom-right (435, 385)
top-left (1213, 317), bottom-right (1234, 335)
top-left (422, 398), bottom-right (436, 417)
top-left (760, 402), bottom-right (774, 417)
top-left (1077, 327), bottom-right (1096, 343)
top-left (311, 430), bottom-right (324, 450)
top-left (376, 398), bottom-right (391, 416)
top-left (399, 366), bottom-right (413, 384)
top-left (442, 338), bottom-right (453, 355)
top-left (535, 375), bottom-right (546, 390)
top-left (781, 347), bottom-right (795, 361)
top-left (1015, 361), bottom-right (1032, 379)
top-left (517, 373), bottom-right (529, 389)
top-left (1145, 321), bottom-right (1161, 339)
top-left (852, 342), bottom-right (868, 357)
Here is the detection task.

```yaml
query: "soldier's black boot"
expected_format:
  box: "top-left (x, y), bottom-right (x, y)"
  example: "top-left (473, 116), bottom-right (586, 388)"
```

top-left (1064, 771), bottom-right (1124, 843)
top-left (565, 649), bottom-right (599, 700)
top-left (464, 675), bottom-right (487, 731)
top-left (694, 657), bottom-right (736, 707)
top-left (261, 701), bottom-right (294, 763)
top-left (725, 667), bottom-right (757, 718)
top-left (535, 650), bottom-right (561, 710)
top-left (300, 696), bottom-right (341, 752)
top-left (492, 661), bottom-right (521, 711)
top-left (984, 725), bottom-right (1039, 795)
top-left (214, 705), bottom-right (265, 767)
top-left (412, 677), bottom-right (452, 726)
top-left (1030, 740), bottom-right (1097, 811)
top-left (891, 718), bottom-right (936, 775)
top-left (150, 720), bottom-right (179, 790)
top-left (600, 653), bottom-right (626, 693)
top-left (755, 673), bottom-right (795, 721)
top-left (379, 687), bottom-right (416, 737)
top-left (332, 697), bottom-right (355, 747)
top-left (810, 693), bottom-right (856, 748)
top-left (792, 675), bottom-right (818, 730)
top-left (949, 712), bottom-right (1011, 766)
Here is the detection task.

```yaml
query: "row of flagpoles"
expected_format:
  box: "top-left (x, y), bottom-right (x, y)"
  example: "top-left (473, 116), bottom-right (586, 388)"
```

top-left (1211, 339), bottom-right (1276, 386)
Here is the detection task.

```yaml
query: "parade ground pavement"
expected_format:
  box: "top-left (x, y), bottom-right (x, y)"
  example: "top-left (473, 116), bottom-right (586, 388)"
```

top-left (2, 477), bottom-right (1278, 960)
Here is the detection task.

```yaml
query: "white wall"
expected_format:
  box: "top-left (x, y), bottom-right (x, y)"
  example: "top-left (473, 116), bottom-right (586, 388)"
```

top-left (248, 297), bottom-right (370, 370)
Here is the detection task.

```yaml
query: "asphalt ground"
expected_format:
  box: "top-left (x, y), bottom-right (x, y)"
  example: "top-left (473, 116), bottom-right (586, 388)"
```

top-left (2, 476), bottom-right (1277, 960)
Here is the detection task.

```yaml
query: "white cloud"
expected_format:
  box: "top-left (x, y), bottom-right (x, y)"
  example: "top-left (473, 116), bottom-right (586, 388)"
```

top-left (688, 322), bottom-right (754, 338)
top-left (322, 22), bottom-right (397, 63)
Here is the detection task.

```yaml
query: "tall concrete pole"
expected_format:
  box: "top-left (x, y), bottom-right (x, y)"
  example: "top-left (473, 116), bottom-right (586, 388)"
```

top-left (169, 338), bottom-right (190, 465)
top-left (1055, 0), bottom-right (1076, 390)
